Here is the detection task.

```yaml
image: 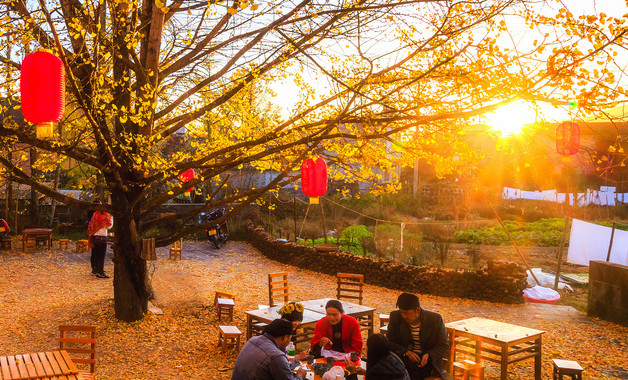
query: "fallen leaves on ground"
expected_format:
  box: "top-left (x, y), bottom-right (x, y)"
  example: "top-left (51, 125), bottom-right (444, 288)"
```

top-left (0, 242), bottom-right (626, 379)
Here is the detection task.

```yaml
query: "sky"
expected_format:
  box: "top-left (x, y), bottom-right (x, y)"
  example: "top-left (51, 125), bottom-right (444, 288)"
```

top-left (268, 0), bottom-right (628, 132)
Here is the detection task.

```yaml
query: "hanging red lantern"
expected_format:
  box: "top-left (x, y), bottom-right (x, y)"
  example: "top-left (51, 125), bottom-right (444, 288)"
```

top-left (178, 169), bottom-right (195, 193)
top-left (301, 157), bottom-right (327, 204)
top-left (20, 50), bottom-right (65, 138)
top-left (556, 122), bottom-right (579, 155)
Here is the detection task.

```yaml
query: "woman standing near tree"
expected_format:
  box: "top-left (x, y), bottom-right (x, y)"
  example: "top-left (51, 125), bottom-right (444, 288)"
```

top-left (88, 200), bottom-right (113, 278)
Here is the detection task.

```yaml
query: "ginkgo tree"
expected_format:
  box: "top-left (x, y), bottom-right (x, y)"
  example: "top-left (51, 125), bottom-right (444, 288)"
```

top-left (0, 0), bottom-right (625, 321)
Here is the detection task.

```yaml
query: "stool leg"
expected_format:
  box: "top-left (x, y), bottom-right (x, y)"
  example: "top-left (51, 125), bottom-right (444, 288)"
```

top-left (236, 335), bottom-right (241, 351)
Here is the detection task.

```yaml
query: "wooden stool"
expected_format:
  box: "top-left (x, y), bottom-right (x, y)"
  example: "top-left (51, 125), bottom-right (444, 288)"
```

top-left (24, 240), bottom-right (37, 250)
top-left (58, 239), bottom-right (69, 250)
top-left (379, 324), bottom-right (388, 334)
top-left (214, 291), bottom-right (236, 322)
top-left (453, 359), bottom-right (484, 380)
top-left (76, 239), bottom-right (88, 253)
top-left (217, 326), bottom-right (242, 352)
top-left (553, 359), bottom-right (583, 380)
top-left (0, 239), bottom-right (11, 249)
top-left (379, 314), bottom-right (390, 327)
top-left (169, 239), bottom-right (183, 260)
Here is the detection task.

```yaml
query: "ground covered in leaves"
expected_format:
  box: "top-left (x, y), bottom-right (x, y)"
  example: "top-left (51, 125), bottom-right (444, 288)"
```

top-left (0, 241), bottom-right (626, 379)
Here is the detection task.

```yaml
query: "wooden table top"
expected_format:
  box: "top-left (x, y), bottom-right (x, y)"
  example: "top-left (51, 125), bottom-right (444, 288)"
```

top-left (300, 298), bottom-right (375, 315)
top-left (0, 350), bottom-right (79, 380)
top-left (446, 317), bottom-right (545, 344)
top-left (246, 298), bottom-right (375, 325)
top-left (21, 229), bottom-right (53, 235)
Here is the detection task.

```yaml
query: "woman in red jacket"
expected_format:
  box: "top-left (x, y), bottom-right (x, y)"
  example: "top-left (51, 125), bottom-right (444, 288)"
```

top-left (311, 299), bottom-right (363, 358)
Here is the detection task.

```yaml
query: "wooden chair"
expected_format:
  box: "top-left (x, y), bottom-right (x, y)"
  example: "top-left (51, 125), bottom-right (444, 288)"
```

top-left (214, 291), bottom-right (236, 321)
top-left (58, 325), bottom-right (97, 380)
top-left (553, 359), bottom-right (583, 380)
top-left (169, 238), bottom-right (183, 260)
top-left (268, 272), bottom-right (289, 307)
top-left (218, 325), bottom-right (242, 352)
top-left (336, 273), bottom-right (364, 305)
top-left (379, 314), bottom-right (390, 327)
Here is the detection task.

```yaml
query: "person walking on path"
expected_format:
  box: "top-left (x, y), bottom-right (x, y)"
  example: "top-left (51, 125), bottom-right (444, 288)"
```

top-left (88, 201), bottom-right (113, 278)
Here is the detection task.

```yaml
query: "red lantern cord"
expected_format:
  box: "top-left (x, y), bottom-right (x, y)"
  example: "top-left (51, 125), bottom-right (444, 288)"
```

top-left (556, 122), bottom-right (580, 156)
top-left (20, 50), bottom-right (65, 125)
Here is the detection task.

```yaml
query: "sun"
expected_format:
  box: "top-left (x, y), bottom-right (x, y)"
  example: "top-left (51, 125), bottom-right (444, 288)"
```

top-left (483, 100), bottom-right (538, 135)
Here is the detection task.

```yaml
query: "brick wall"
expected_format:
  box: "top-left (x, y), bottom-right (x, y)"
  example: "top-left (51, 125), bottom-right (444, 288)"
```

top-left (246, 222), bottom-right (526, 304)
top-left (588, 261), bottom-right (628, 326)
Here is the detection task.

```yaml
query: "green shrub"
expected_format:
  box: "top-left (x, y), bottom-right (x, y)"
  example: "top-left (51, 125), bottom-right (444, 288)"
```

top-left (454, 218), bottom-right (566, 246)
top-left (340, 225), bottom-right (373, 255)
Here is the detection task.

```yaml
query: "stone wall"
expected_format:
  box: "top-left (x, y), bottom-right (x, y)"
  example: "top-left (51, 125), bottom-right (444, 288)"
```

top-left (588, 261), bottom-right (628, 326)
top-left (246, 222), bottom-right (527, 304)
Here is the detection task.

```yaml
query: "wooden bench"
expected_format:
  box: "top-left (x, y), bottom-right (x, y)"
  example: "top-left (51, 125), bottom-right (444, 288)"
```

top-left (217, 326), bottom-right (242, 351)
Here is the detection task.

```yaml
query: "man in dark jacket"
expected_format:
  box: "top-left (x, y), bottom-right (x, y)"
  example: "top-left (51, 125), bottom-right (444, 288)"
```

top-left (231, 319), bottom-right (307, 380)
top-left (386, 293), bottom-right (452, 380)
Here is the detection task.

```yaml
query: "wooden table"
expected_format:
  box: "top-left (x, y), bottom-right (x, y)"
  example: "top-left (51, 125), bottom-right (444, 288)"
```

top-left (21, 229), bottom-right (53, 251)
top-left (245, 298), bottom-right (375, 344)
top-left (0, 350), bottom-right (79, 380)
top-left (446, 317), bottom-right (545, 380)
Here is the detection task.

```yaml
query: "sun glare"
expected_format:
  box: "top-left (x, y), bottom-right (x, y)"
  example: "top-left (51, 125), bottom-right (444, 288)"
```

top-left (483, 100), bottom-right (539, 136)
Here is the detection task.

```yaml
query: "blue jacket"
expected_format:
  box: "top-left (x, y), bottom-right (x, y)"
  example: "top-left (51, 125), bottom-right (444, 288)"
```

top-left (231, 333), bottom-right (304, 380)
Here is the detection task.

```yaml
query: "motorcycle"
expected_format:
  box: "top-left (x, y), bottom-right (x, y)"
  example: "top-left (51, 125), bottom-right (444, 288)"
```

top-left (200, 208), bottom-right (228, 249)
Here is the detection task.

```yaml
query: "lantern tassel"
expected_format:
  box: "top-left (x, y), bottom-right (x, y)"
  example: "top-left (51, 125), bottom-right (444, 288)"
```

top-left (309, 196), bottom-right (319, 205)
top-left (36, 122), bottom-right (54, 138)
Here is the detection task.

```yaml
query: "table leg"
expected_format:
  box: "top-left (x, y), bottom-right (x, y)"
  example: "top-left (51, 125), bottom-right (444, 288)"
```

top-left (22, 235), bottom-right (26, 251)
top-left (501, 345), bottom-right (508, 380)
top-left (535, 336), bottom-right (542, 380)
top-left (368, 312), bottom-right (374, 336)
top-left (246, 316), bottom-right (253, 339)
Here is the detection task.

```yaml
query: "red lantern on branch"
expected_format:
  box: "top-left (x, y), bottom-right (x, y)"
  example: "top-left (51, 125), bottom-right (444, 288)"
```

top-left (178, 169), bottom-right (195, 193)
top-left (301, 157), bottom-right (327, 204)
top-left (20, 50), bottom-right (65, 138)
top-left (556, 122), bottom-right (580, 155)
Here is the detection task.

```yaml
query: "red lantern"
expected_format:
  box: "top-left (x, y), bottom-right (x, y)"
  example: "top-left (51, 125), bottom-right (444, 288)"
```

top-left (178, 169), bottom-right (195, 193)
top-left (556, 122), bottom-right (579, 155)
top-left (20, 50), bottom-right (65, 138)
top-left (301, 158), bottom-right (327, 204)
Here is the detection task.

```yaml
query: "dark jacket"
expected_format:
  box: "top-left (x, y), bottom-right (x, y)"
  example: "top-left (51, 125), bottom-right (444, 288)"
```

top-left (386, 309), bottom-right (450, 378)
top-left (354, 353), bottom-right (410, 380)
top-left (231, 333), bottom-right (303, 380)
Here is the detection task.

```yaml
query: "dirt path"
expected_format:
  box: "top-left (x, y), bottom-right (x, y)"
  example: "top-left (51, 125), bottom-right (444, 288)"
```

top-left (0, 241), bottom-right (625, 379)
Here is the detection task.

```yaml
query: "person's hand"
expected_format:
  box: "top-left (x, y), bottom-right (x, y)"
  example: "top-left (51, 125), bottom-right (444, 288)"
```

top-left (405, 351), bottom-right (421, 363)
top-left (418, 353), bottom-right (430, 367)
top-left (296, 367), bottom-right (307, 379)
top-left (295, 350), bottom-right (308, 361)
top-left (344, 358), bottom-right (357, 373)
top-left (319, 336), bottom-right (331, 347)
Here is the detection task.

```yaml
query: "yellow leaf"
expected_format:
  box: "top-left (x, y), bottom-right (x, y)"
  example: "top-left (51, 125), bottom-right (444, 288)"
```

top-left (227, 7), bottom-right (237, 14)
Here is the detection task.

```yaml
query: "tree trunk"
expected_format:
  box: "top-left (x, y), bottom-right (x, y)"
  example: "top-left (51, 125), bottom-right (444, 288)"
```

top-left (112, 210), bottom-right (149, 322)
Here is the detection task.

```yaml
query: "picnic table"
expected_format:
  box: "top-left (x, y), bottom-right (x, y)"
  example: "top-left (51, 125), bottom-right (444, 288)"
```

top-left (0, 350), bottom-right (79, 380)
top-left (21, 229), bottom-right (53, 251)
top-left (245, 298), bottom-right (375, 344)
top-left (446, 317), bottom-right (545, 380)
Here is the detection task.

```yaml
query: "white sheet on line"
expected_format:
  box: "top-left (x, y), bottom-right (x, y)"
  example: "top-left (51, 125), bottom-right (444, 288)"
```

top-left (567, 218), bottom-right (628, 266)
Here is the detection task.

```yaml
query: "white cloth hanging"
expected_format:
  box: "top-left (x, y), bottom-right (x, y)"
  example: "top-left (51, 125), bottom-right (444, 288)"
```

top-left (567, 218), bottom-right (628, 266)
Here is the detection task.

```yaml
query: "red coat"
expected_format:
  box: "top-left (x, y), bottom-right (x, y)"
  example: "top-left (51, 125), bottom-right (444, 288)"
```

top-left (311, 314), bottom-right (363, 354)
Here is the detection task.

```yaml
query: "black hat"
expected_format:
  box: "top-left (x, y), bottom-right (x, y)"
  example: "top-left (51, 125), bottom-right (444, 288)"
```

top-left (263, 319), bottom-right (294, 338)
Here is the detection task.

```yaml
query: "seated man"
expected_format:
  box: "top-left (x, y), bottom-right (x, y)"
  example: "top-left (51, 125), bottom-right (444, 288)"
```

top-left (386, 293), bottom-right (451, 380)
top-left (231, 319), bottom-right (307, 380)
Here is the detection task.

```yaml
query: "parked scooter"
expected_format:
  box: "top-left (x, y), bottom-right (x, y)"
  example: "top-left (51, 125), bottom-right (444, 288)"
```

top-left (200, 208), bottom-right (228, 249)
